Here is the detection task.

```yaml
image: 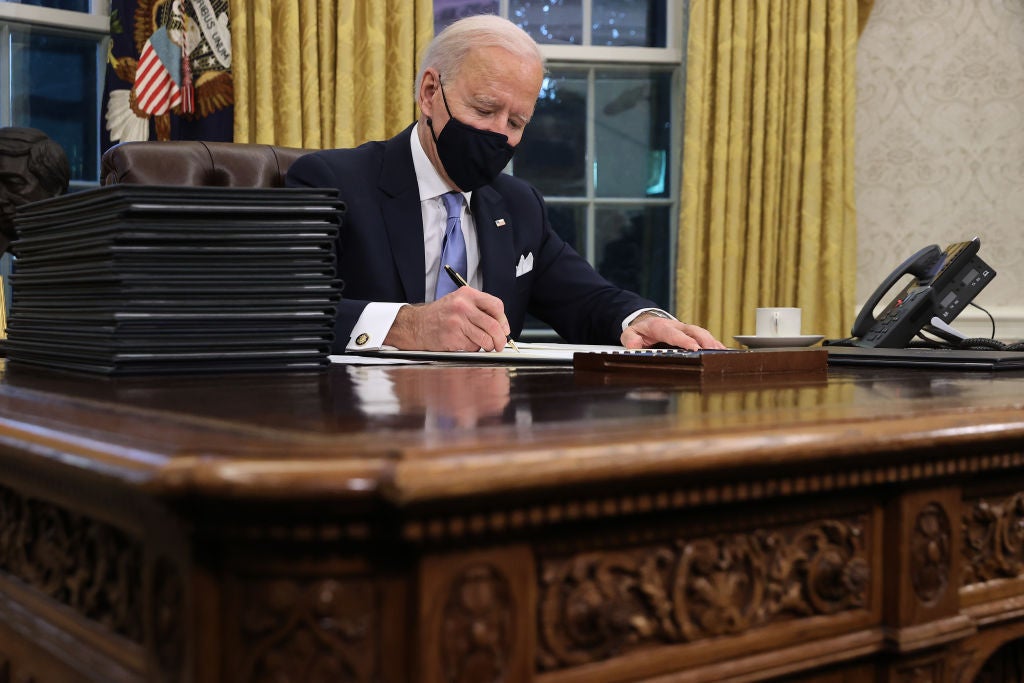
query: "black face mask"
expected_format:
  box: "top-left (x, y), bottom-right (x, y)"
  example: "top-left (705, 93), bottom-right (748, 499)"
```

top-left (427, 80), bottom-right (517, 191)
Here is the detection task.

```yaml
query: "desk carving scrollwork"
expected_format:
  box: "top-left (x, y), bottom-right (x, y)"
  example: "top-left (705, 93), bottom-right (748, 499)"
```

top-left (238, 578), bottom-right (377, 683)
top-left (537, 517), bottom-right (869, 670)
top-left (910, 503), bottom-right (951, 604)
top-left (963, 493), bottom-right (1024, 585)
top-left (0, 483), bottom-right (143, 642)
top-left (441, 564), bottom-right (512, 683)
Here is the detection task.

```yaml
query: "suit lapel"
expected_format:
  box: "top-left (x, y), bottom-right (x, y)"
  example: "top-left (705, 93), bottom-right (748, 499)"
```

top-left (472, 185), bottom-right (514, 304)
top-left (379, 125), bottom-right (426, 303)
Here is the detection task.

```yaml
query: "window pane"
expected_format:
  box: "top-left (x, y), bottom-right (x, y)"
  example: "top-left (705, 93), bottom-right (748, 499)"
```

top-left (10, 28), bottom-right (99, 182)
top-left (596, 205), bottom-right (671, 307)
top-left (433, 0), bottom-right (500, 35)
top-left (510, 0), bottom-right (583, 44)
top-left (594, 68), bottom-right (673, 198)
top-left (513, 70), bottom-right (587, 197)
top-left (592, 0), bottom-right (666, 47)
top-left (2, 0), bottom-right (90, 11)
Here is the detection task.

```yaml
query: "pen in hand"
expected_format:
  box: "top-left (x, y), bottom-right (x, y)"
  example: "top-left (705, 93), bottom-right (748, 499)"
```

top-left (444, 264), bottom-right (521, 353)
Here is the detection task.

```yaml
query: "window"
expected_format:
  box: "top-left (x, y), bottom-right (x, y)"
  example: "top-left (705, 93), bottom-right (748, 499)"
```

top-left (433, 0), bottom-right (686, 338)
top-left (0, 0), bottom-right (108, 309)
top-left (0, 0), bottom-right (109, 186)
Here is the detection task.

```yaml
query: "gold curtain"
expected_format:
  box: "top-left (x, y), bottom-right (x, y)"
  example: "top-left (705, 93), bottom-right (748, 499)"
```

top-left (230, 0), bottom-right (434, 149)
top-left (677, 0), bottom-right (862, 342)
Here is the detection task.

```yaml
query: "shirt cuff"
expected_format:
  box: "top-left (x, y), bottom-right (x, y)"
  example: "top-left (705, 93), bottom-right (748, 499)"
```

top-left (346, 302), bottom-right (407, 351)
top-left (622, 308), bottom-right (677, 330)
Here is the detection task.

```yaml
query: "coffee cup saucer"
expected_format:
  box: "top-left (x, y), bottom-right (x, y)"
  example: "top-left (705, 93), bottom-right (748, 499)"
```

top-left (732, 334), bottom-right (825, 349)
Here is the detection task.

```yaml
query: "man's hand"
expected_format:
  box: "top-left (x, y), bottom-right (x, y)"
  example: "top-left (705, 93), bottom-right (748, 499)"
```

top-left (620, 311), bottom-right (727, 350)
top-left (384, 288), bottom-right (511, 351)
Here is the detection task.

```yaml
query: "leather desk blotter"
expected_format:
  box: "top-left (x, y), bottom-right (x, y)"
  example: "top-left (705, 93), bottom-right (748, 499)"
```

top-left (574, 347), bottom-right (828, 377)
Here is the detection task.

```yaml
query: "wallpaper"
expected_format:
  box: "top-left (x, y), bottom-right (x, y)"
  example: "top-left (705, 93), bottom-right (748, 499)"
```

top-left (855, 0), bottom-right (1024, 332)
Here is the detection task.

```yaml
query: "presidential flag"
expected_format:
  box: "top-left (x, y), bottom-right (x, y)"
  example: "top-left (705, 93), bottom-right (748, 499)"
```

top-left (102, 0), bottom-right (233, 150)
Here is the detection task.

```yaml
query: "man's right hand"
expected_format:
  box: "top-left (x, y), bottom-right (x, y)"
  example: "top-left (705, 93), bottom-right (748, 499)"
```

top-left (384, 288), bottom-right (512, 351)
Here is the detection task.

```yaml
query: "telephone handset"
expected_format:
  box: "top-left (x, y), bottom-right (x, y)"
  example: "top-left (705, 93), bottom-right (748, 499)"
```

top-left (851, 237), bottom-right (995, 348)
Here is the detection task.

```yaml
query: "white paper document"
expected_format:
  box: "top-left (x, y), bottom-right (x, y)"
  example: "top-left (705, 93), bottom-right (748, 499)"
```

top-left (331, 342), bottom-right (627, 365)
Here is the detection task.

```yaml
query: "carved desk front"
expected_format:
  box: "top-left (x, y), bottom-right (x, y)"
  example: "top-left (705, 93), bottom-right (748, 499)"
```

top-left (0, 361), bottom-right (1023, 683)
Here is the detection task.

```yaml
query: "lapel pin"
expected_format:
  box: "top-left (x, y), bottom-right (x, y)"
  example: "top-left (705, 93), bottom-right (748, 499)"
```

top-left (495, 218), bottom-right (506, 227)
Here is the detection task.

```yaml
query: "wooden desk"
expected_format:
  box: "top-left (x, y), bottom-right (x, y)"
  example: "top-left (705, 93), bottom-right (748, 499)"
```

top-left (1, 359), bottom-right (1024, 683)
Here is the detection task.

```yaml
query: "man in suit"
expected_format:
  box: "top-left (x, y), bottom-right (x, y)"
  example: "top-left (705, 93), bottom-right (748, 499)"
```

top-left (286, 15), bottom-right (724, 353)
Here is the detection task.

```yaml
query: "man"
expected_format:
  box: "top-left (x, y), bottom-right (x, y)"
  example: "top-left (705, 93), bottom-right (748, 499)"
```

top-left (286, 15), bottom-right (724, 353)
top-left (0, 127), bottom-right (70, 254)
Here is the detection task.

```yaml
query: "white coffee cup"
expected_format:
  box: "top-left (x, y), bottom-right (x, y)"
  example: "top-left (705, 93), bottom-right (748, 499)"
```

top-left (755, 307), bottom-right (801, 337)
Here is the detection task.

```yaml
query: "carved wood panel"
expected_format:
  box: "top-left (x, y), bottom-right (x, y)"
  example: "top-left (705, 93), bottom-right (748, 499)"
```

top-left (536, 516), bottom-right (870, 671)
top-left (236, 578), bottom-right (378, 683)
top-left (910, 503), bottom-right (951, 605)
top-left (440, 564), bottom-right (513, 683)
top-left (0, 483), bottom-right (143, 642)
top-left (418, 545), bottom-right (534, 683)
top-left (963, 492), bottom-right (1024, 586)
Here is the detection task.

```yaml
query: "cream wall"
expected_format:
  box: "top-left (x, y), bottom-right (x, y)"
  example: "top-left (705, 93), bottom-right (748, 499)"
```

top-left (856, 0), bottom-right (1024, 340)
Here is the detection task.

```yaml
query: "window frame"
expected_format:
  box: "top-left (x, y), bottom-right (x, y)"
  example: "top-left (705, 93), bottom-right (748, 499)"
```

top-left (0, 0), bottom-right (109, 188)
top-left (0, 0), bottom-right (109, 312)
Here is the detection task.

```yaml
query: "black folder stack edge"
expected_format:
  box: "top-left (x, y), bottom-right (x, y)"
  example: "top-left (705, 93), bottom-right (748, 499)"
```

top-left (4, 184), bottom-right (344, 375)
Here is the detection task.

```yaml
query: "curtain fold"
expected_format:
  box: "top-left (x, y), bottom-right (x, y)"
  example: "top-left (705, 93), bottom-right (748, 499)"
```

top-left (677, 0), bottom-right (860, 342)
top-left (229, 0), bottom-right (433, 149)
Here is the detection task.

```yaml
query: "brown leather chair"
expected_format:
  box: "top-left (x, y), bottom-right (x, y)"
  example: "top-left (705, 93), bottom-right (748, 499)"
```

top-left (100, 140), bottom-right (315, 188)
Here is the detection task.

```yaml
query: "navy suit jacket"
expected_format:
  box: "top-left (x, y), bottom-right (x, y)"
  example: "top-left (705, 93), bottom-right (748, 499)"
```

top-left (285, 124), bottom-right (657, 351)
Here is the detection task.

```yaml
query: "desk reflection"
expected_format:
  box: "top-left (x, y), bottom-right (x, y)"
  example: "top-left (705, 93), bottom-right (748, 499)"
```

top-left (2, 361), bottom-right (1019, 441)
top-left (350, 365), bottom-right (511, 430)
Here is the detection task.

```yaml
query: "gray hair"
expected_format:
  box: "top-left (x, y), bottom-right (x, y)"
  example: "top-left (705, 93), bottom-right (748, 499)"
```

top-left (415, 15), bottom-right (545, 100)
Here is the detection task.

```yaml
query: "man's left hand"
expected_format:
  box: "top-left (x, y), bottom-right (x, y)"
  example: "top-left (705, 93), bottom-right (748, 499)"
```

top-left (620, 312), bottom-right (727, 350)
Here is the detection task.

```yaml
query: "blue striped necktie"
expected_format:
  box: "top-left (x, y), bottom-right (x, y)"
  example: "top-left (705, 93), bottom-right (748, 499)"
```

top-left (434, 191), bottom-right (467, 299)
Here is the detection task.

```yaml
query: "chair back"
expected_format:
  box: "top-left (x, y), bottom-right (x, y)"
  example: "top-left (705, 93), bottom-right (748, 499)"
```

top-left (100, 140), bottom-right (314, 188)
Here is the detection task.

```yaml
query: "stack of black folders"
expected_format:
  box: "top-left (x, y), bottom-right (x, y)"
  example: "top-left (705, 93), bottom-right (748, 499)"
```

top-left (4, 184), bottom-right (343, 375)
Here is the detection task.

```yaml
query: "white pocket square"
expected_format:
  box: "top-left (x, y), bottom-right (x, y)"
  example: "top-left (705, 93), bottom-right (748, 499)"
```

top-left (515, 252), bottom-right (534, 277)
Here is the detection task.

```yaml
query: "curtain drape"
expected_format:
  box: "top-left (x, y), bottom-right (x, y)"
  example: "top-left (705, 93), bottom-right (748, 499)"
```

top-left (676, 0), bottom-right (863, 342)
top-left (229, 0), bottom-right (433, 149)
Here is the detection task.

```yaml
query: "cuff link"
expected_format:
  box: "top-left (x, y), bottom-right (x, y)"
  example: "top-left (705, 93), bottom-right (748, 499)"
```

top-left (355, 333), bottom-right (370, 346)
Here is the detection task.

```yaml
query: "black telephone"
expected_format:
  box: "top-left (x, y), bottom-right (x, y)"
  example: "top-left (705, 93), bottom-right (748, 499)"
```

top-left (850, 237), bottom-right (996, 348)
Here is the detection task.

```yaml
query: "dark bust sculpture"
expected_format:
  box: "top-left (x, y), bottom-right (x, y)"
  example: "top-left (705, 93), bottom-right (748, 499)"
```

top-left (0, 127), bottom-right (71, 253)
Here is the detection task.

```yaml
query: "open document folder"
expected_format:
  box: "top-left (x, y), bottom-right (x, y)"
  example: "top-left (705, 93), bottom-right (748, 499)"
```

top-left (331, 342), bottom-right (628, 365)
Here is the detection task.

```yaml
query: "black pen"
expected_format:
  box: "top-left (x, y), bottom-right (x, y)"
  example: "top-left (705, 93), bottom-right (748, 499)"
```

top-left (444, 264), bottom-right (521, 353)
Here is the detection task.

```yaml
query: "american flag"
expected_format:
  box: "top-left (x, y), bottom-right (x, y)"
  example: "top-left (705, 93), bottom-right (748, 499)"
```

top-left (133, 26), bottom-right (181, 116)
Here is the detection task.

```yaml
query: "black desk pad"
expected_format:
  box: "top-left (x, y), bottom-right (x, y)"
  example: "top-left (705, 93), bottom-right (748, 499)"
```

top-left (825, 346), bottom-right (1024, 370)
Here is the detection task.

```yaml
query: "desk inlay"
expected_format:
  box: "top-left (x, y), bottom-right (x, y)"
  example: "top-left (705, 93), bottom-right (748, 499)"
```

top-left (1, 360), bottom-right (1024, 682)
